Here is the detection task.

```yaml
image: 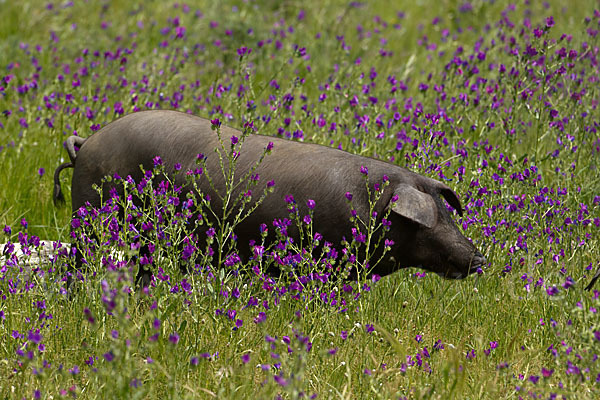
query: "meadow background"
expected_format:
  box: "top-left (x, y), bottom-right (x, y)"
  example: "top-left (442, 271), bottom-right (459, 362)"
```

top-left (1, 0), bottom-right (600, 398)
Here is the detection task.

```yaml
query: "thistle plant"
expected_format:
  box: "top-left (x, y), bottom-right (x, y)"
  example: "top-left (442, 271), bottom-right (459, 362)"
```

top-left (340, 167), bottom-right (395, 286)
top-left (197, 118), bottom-right (274, 277)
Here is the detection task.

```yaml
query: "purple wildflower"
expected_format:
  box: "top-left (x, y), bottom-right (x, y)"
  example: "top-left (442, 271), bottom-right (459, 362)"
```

top-left (546, 286), bottom-right (559, 296)
top-left (237, 46), bottom-right (252, 58)
top-left (254, 312), bottom-right (266, 324)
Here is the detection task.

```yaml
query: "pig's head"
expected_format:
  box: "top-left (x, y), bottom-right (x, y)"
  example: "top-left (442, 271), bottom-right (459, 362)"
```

top-left (387, 182), bottom-right (486, 279)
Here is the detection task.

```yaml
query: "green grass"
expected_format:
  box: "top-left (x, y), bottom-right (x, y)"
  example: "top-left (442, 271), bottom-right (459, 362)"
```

top-left (1, 0), bottom-right (600, 398)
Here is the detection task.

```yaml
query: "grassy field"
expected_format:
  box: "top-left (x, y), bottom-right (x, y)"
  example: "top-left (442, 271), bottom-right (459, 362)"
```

top-left (1, 0), bottom-right (600, 398)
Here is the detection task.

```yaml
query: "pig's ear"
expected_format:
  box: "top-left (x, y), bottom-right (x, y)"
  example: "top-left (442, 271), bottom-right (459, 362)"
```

top-left (437, 185), bottom-right (463, 217)
top-left (389, 184), bottom-right (437, 228)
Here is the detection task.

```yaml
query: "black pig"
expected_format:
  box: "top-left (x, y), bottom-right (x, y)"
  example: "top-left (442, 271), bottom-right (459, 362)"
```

top-left (54, 110), bottom-right (486, 279)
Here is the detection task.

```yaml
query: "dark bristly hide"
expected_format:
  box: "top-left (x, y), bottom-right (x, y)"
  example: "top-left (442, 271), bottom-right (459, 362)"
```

top-left (53, 110), bottom-right (486, 279)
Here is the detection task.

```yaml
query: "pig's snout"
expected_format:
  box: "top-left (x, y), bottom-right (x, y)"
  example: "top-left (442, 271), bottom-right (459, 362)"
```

top-left (442, 250), bottom-right (487, 280)
top-left (471, 251), bottom-right (487, 268)
top-left (464, 251), bottom-right (487, 277)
